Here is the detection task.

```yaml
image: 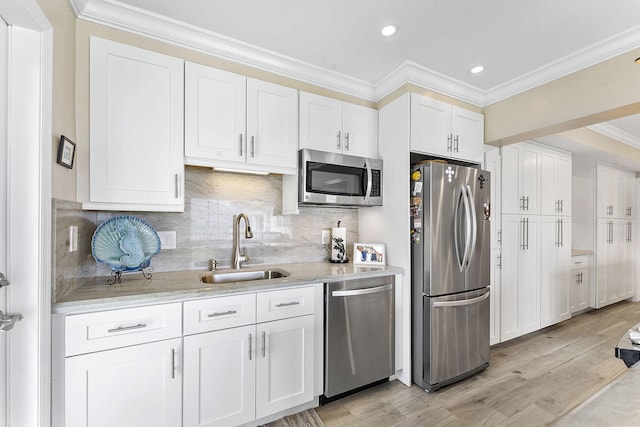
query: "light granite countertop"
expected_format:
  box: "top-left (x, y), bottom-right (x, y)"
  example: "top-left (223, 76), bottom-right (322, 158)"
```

top-left (571, 248), bottom-right (593, 257)
top-left (53, 262), bottom-right (404, 314)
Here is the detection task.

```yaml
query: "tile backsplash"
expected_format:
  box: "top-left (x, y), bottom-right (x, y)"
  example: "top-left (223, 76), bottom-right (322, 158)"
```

top-left (53, 166), bottom-right (358, 301)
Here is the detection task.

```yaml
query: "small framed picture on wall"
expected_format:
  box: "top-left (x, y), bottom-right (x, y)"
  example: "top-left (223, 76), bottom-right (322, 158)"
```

top-left (353, 243), bottom-right (386, 266)
top-left (57, 135), bottom-right (76, 169)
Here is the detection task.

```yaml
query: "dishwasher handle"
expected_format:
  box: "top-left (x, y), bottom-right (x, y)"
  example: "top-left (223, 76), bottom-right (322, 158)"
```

top-left (332, 283), bottom-right (393, 297)
top-left (432, 291), bottom-right (490, 308)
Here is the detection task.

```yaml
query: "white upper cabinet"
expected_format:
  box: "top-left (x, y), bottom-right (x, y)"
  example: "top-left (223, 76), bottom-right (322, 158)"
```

top-left (410, 94), bottom-right (484, 163)
top-left (87, 37), bottom-right (185, 212)
top-left (540, 147), bottom-right (572, 216)
top-left (299, 91), bottom-right (378, 158)
top-left (596, 164), bottom-right (635, 218)
top-left (185, 62), bottom-right (298, 174)
top-left (501, 142), bottom-right (541, 215)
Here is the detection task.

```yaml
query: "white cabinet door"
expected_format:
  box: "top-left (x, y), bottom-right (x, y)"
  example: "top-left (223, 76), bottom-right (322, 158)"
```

top-left (595, 219), bottom-right (616, 308)
top-left (342, 102), bottom-right (378, 158)
top-left (618, 220), bottom-right (635, 300)
top-left (597, 164), bottom-right (618, 218)
top-left (256, 315), bottom-right (314, 419)
top-left (184, 62), bottom-right (246, 162)
top-left (540, 148), bottom-right (571, 216)
top-left (501, 215), bottom-right (539, 341)
top-left (183, 325), bottom-right (255, 427)
top-left (451, 105), bottom-right (484, 162)
top-left (65, 338), bottom-right (182, 427)
top-left (540, 217), bottom-right (570, 328)
top-left (299, 92), bottom-right (378, 158)
top-left (88, 37), bottom-right (184, 212)
top-left (489, 247), bottom-right (501, 345)
top-left (501, 142), bottom-right (540, 215)
top-left (299, 92), bottom-right (343, 154)
top-left (410, 94), bottom-right (450, 158)
top-left (246, 78), bottom-right (298, 171)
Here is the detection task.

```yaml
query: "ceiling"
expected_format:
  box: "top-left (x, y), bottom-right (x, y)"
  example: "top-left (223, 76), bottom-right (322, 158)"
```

top-left (72, 0), bottom-right (640, 166)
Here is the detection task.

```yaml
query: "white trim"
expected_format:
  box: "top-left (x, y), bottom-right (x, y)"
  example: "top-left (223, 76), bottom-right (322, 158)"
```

top-left (588, 123), bottom-right (640, 150)
top-left (0, 1), bottom-right (52, 426)
top-left (70, 0), bottom-right (640, 107)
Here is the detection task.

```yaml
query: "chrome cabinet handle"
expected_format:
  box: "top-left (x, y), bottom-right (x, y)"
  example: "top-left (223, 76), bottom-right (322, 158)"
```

top-left (261, 331), bottom-right (266, 358)
top-left (171, 348), bottom-right (175, 379)
top-left (447, 134), bottom-right (452, 152)
top-left (107, 323), bottom-right (147, 333)
top-left (275, 301), bottom-right (300, 308)
top-left (208, 310), bottom-right (238, 317)
top-left (175, 174), bottom-right (180, 199)
top-left (249, 333), bottom-right (252, 361)
top-left (337, 130), bottom-right (341, 150)
top-left (250, 136), bottom-right (255, 157)
top-left (239, 134), bottom-right (243, 156)
top-left (345, 132), bottom-right (350, 151)
top-left (497, 253), bottom-right (502, 269)
top-left (454, 134), bottom-right (459, 152)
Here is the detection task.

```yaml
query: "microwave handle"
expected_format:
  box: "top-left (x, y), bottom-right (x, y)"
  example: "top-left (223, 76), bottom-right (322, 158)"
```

top-left (364, 159), bottom-right (373, 201)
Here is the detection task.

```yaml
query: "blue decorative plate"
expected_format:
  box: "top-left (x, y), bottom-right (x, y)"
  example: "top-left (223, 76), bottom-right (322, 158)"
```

top-left (91, 216), bottom-right (161, 273)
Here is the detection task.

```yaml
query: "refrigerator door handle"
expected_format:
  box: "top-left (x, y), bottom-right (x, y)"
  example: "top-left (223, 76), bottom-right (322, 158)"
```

top-left (432, 291), bottom-right (490, 308)
top-left (454, 185), bottom-right (469, 271)
top-left (465, 185), bottom-right (478, 269)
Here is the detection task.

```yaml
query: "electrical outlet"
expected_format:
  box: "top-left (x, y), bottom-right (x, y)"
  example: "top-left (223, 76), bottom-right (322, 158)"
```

top-left (157, 231), bottom-right (177, 249)
top-left (321, 229), bottom-right (330, 244)
top-left (69, 225), bottom-right (78, 252)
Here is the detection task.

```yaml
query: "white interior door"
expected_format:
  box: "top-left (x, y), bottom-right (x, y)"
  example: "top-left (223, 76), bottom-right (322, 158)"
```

top-left (0, 1), bottom-right (52, 426)
top-left (0, 17), bottom-right (8, 426)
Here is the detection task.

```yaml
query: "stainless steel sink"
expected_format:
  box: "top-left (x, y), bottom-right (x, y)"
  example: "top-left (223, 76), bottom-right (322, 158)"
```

top-left (200, 268), bottom-right (290, 284)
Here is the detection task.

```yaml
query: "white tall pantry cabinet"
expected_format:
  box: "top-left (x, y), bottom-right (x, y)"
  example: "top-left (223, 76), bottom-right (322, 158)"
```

top-left (574, 163), bottom-right (636, 308)
top-left (499, 142), bottom-right (572, 342)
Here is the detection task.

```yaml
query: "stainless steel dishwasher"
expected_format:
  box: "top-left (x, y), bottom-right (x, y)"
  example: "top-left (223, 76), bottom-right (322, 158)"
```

top-left (322, 275), bottom-right (395, 402)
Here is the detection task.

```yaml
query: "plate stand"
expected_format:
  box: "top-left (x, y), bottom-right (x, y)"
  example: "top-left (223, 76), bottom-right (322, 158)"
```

top-left (107, 266), bottom-right (155, 285)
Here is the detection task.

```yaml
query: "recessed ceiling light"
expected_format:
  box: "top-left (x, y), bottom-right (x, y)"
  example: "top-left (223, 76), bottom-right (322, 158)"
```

top-left (470, 65), bottom-right (485, 74)
top-left (380, 25), bottom-right (398, 37)
top-left (635, 57), bottom-right (640, 64)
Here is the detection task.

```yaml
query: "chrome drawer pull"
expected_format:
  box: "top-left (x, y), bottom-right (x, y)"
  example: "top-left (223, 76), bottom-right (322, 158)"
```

top-left (107, 323), bottom-right (147, 333)
top-left (275, 301), bottom-right (300, 308)
top-left (208, 310), bottom-right (237, 317)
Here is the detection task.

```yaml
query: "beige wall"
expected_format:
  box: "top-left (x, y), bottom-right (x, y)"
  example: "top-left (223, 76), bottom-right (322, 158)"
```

top-left (484, 48), bottom-right (640, 146)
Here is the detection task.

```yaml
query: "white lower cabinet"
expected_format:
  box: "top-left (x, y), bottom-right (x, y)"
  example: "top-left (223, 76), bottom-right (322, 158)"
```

top-left (570, 255), bottom-right (589, 314)
top-left (182, 287), bottom-right (315, 427)
top-left (65, 338), bottom-right (183, 427)
top-left (539, 217), bottom-right (571, 328)
top-left (183, 325), bottom-right (256, 427)
top-left (501, 214), bottom-right (540, 341)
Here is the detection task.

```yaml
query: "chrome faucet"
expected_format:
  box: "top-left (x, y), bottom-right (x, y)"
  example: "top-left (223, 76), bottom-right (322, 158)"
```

top-left (232, 213), bottom-right (253, 269)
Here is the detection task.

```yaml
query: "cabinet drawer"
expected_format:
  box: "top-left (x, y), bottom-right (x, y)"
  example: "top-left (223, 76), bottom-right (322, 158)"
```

top-left (65, 303), bottom-right (182, 356)
top-left (184, 293), bottom-right (256, 335)
top-left (257, 286), bottom-right (314, 323)
top-left (571, 255), bottom-right (589, 270)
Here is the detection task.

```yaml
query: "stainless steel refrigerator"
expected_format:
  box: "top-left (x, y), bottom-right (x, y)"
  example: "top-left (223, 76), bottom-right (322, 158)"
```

top-left (410, 162), bottom-right (491, 391)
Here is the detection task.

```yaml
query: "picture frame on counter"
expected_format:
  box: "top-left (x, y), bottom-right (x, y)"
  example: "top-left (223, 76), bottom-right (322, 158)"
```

top-left (57, 135), bottom-right (76, 169)
top-left (353, 243), bottom-right (386, 265)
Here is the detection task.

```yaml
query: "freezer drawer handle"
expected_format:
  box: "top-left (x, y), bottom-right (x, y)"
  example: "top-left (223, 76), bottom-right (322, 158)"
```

top-left (432, 291), bottom-right (490, 308)
top-left (332, 283), bottom-right (393, 297)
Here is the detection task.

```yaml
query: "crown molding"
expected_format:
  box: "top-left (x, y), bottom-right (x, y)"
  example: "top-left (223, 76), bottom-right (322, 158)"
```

top-left (374, 61), bottom-right (486, 106)
top-left (70, 0), bottom-right (640, 108)
top-left (69, 0), bottom-right (376, 100)
top-left (483, 25), bottom-right (640, 106)
top-left (588, 123), bottom-right (640, 150)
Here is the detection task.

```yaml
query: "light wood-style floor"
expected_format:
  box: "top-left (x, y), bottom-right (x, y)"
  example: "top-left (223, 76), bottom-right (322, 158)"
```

top-left (314, 301), bottom-right (640, 427)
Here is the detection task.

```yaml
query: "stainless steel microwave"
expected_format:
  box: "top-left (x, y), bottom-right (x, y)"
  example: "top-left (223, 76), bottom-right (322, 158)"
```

top-left (298, 148), bottom-right (383, 207)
